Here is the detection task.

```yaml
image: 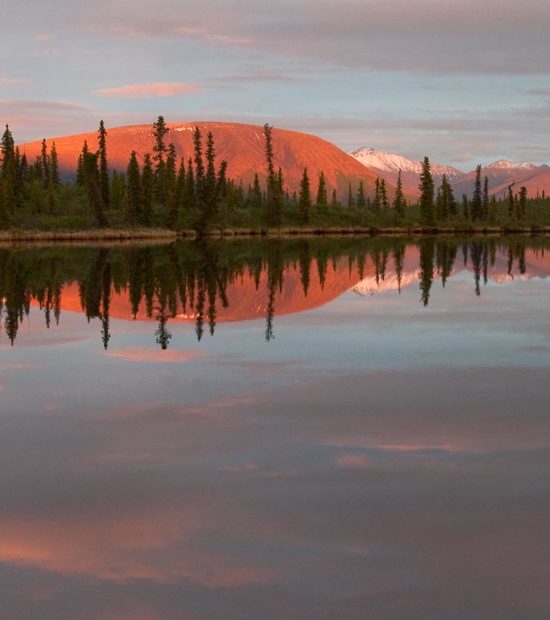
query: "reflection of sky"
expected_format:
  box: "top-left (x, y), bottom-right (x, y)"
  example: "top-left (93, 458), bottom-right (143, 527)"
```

top-left (1, 264), bottom-right (550, 618)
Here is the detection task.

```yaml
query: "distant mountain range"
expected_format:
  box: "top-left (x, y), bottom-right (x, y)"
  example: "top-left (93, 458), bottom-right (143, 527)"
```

top-left (350, 147), bottom-right (550, 199)
top-left (18, 122), bottom-right (550, 202)
top-left (349, 147), bottom-right (462, 197)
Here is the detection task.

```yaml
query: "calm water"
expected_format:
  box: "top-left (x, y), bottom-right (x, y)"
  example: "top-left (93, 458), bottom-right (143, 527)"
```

top-left (1, 237), bottom-right (549, 620)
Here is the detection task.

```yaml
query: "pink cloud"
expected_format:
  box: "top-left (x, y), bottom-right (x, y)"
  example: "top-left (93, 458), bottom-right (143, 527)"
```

top-left (0, 383), bottom-right (5, 394)
top-left (106, 347), bottom-right (203, 363)
top-left (95, 82), bottom-right (202, 99)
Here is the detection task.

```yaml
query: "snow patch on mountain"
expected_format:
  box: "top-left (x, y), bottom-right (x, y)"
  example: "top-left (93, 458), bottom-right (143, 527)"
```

top-left (485, 159), bottom-right (538, 171)
top-left (350, 147), bottom-right (463, 178)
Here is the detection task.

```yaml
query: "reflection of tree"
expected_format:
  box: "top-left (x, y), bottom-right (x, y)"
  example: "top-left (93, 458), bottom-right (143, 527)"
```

top-left (2, 236), bottom-right (546, 347)
top-left (265, 240), bottom-right (283, 342)
top-left (419, 238), bottom-right (435, 307)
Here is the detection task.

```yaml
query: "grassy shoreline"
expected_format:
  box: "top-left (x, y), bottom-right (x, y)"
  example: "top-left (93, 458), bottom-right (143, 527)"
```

top-left (1, 224), bottom-right (550, 244)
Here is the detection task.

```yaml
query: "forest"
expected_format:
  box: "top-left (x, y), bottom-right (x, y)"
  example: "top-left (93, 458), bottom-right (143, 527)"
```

top-left (1, 117), bottom-right (550, 233)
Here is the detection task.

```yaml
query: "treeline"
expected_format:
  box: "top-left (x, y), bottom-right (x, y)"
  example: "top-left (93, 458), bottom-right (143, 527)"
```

top-left (1, 118), bottom-right (549, 231)
top-left (0, 236), bottom-right (540, 347)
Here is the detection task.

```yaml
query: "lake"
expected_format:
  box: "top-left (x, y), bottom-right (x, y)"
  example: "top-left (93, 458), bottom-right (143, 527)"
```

top-left (1, 236), bottom-right (549, 619)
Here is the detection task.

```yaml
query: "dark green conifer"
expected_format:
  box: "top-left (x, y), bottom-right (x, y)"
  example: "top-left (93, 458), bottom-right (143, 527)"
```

top-left (126, 151), bottom-right (141, 225)
top-left (419, 157), bottom-right (435, 226)
top-left (471, 164), bottom-right (482, 221)
top-left (141, 153), bottom-right (154, 226)
top-left (98, 120), bottom-right (110, 208)
top-left (316, 171), bottom-right (327, 206)
top-left (392, 169), bottom-right (406, 219)
top-left (299, 168), bottom-right (312, 224)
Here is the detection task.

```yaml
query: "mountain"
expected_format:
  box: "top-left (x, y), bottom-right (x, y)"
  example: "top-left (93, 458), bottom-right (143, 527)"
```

top-left (20, 122), bottom-right (382, 199)
top-left (452, 160), bottom-right (550, 199)
top-left (349, 147), bottom-right (464, 198)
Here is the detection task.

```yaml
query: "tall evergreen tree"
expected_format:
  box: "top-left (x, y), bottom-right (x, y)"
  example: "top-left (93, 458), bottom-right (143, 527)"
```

top-left (263, 123), bottom-right (282, 225)
top-left (299, 168), bottom-right (312, 224)
top-left (482, 176), bottom-right (490, 220)
top-left (471, 164), bottom-right (482, 221)
top-left (141, 153), bottom-right (154, 226)
top-left (380, 178), bottom-right (389, 209)
top-left (98, 120), bottom-right (110, 209)
top-left (126, 151), bottom-right (142, 225)
top-left (507, 182), bottom-right (515, 218)
top-left (372, 178), bottom-right (381, 213)
top-left (356, 180), bottom-right (366, 208)
top-left (316, 171), bottom-right (328, 206)
top-left (518, 186), bottom-right (527, 220)
top-left (40, 139), bottom-right (50, 188)
top-left (50, 142), bottom-right (60, 188)
top-left (392, 169), bottom-right (406, 219)
top-left (418, 156), bottom-right (435, 226)
top-left (152, 115), bottom-right (169, 167)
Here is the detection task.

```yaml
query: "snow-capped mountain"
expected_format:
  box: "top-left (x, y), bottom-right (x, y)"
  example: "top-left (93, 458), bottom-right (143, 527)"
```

top-left (484, 159), bottom-right (539, 171)
top-left (349, 147), bottom-right (464, 198)
top-left (350, 147), bottom-right (463, 178)
top-left (452, 160), bottom-right (549, 198)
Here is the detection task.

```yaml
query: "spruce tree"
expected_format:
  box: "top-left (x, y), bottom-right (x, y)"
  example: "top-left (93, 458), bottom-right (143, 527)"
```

top-left (518, 186), bottom-right (527, 221)
top-left (204, 131), bottom-right (218, 225)
top-left (98, 120), bottom-right (110, 209)
top-left (83, 150), bottom-right (108, 228)
top-left (263, 123), bottom-right (281, 225)
top-left (299, 167), bottom-right (312, 224)
top-left (252, 173), bottom-right (262, 209)
top-left (50, 142), bottom-right (60, 188)
top-left (471, 164), bottom-right (482, 221)
top-left (380, 178), bottom-right (389, 209)
top-left (152, 115), bottom-right (169, 167)
top-left (392, 169), bottom-right (405, 219)
top-left (126, 151), bottom-right (142, 225)
top-left (141, 153), bottom-right (154, 226)
top-left (418, 156), bottom-right (435, 226)
top-left (356, 180), bottom-right (366, 208)
top-left (482, 176), bottom-right (489, 220)
top-left (40, 139), bottom-right (50, 188)
top-left (507, 183), bottom-right (515, 218)
top-left (372, 178), bottom-right (381, 213)
top-left (316, 171), bottom-right (327, 206)
top-left (347, 183), bottom-right (354, 208)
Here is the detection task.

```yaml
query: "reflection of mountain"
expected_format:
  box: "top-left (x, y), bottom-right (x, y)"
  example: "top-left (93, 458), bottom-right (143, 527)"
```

top-left (5, 238), bottom-right (550, 348)
top-left (54, 247), bottom-right (550, 322)
top-left (20, 121), bottom-right (380, 198)
top-left (57, 258), bottom-right (361, 323)
top-left (352, 247), bottom-right (550, 295)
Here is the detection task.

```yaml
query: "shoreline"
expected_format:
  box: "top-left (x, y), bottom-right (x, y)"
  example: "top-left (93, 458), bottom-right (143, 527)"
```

top-left (1, 225), bottom-right (550, 245)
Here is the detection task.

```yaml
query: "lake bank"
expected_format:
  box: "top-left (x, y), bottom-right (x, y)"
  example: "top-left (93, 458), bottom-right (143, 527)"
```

top-left (2, 224), bottom-right (550, 244)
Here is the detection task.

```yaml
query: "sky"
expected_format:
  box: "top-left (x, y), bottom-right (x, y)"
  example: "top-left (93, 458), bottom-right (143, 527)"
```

top-left (2, 0), bottom-right (550, 169)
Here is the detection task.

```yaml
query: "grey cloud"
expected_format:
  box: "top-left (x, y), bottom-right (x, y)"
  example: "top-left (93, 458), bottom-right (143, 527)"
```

top-left (7, 0), bottom-right (550, 75)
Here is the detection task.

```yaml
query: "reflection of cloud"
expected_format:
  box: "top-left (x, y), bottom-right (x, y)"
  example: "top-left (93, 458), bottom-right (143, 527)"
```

top-left (95, 82), bottom-right (202, 99)
top-left (0, 362), bottom-right (37, 370)
top-left (336, 452), bottom-right (371, 469)
top-left (106, 347), bottom-right (204, 363)
top-left (0, 77), bottom-right (31, 86)
top-left (0, 513), bottom-right (272, 587)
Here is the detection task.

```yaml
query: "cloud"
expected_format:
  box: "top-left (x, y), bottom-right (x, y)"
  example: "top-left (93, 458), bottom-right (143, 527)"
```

top-left (94, 82), bottom-right (202, 99)
top-left (70, 0), bottom-right (550, 75)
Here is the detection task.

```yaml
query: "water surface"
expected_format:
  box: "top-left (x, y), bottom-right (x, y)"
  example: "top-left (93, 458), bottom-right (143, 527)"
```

top-left (1, 237), bottom-right (549, 619)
